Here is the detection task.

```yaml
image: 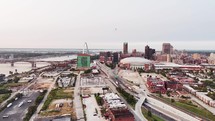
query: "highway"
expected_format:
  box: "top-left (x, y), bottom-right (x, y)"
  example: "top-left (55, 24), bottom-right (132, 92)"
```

top-left (145, 96), bottom-right (199, 121)
top-left (97, 61), bottom-right (201, 121)
top-left (135, 95), bottom-right (148, 121)
top-left (0, 91), bottom-right (40, 121)
top-left (0, 78), bottom-right (37, 109)
top-left (97, 61), bottom-right (146, 121)
top-left (30, 76), bottom-right (57, 121)
top-left (143, 104), bottom-right (175, 121)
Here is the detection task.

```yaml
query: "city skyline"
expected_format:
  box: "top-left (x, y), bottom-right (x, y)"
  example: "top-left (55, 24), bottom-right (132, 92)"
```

top-left (1, 1), bottom-right (215, 121)
top-left (0, 0), bottom-right (215, 50)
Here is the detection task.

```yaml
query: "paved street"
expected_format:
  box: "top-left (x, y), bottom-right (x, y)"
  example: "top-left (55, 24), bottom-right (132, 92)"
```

top-left (97, 61), bottom-right (145, 121)
top-left (135, 95), bottom-right (147, 121)
top-left (146, 97), bottom-right (199, 121)
top-left (98, 61), bottom-right (203, 121)
top-left (143, 104), bottom-right (175, 121)
top-left (0, 78), bottom-right (37, 109)
top-left (30, 77), bottom-right (56, 121)
top-left (0, 91), bottom-right (40, 121)
top-left (74, 72), bottom-right (85, 121)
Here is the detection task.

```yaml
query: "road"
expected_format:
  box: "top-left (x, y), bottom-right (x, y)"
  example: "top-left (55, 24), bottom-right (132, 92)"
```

top-left (135, 95), bottom-right (147, 121)
top-left (74, 72), bottom-right (85, 121)
top-left (145, 96), bottom-right (199, 121)
top-left (98, 61), bottom-right (201, 121)
top-left (30, 76), bottom-right (57, 121)
top-left (97, 61), bottom-right (146, 121)
top-left (0, 91), bottom-right (40, 121)
top-left (138, 73), bottom-right (201, 121)
top-left (103, 74), bottom-right (144, 121)
top-left (143, 104), bottom-right (175, 121)
top-left (0, 78), bottom-right (37, 109)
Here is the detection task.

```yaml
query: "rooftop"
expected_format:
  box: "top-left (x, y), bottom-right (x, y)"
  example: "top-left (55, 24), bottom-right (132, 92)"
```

top-left (120, 57), bottom-right (152, 65)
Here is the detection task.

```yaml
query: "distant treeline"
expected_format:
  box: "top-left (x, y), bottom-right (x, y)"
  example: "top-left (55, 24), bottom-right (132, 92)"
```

top-left (186, 50), bottom-right (215, 55)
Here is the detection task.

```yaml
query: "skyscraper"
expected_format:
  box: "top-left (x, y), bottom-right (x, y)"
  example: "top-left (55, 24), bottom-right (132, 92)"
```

top-left (113, 52), bottom-right (119, 63)
top-left (123, 42), bottom-right (128, 54)
top-left (145, 45), bottom-right (155, 60)
top-left (162, 43), bottom-right (173, 54)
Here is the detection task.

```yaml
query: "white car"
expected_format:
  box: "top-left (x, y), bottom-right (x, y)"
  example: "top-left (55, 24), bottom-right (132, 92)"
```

top-left (18, 102), bottom-right (24, 107)
top-left (27, 100), bottom-right (32, 103)
top-left (3, 115), bottom-right (9, 118)
top-left (7, 103), bottom-right (12, 108)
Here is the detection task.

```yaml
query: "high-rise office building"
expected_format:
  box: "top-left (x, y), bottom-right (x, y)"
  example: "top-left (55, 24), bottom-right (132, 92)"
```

top-left (113, 52), bottom-right (119, 63)
top-left (123, 42), bottom-right (128, 54)
top-left (162, 43), bottom-right (173, 54)
top-left (145, 45), bottom-right (155, 60)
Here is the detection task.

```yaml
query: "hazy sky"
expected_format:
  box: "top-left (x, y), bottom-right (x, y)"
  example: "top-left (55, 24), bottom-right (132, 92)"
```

top-left (0, 0), bottom-right (215, 51)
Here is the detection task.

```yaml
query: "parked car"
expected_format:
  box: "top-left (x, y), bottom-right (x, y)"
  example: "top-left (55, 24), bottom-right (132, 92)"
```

top-left (27, 100), bottom-right (32, 103)
top-left (3, 115), bottom-right (9, 118)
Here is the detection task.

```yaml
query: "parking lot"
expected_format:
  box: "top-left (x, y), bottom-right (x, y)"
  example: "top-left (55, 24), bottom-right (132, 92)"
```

top-left (80, 76), bottom-right (106, 87)
top-left (83, 95), bottom-right (107, 121)
top-left (0, 91), bottom-right (40, 121)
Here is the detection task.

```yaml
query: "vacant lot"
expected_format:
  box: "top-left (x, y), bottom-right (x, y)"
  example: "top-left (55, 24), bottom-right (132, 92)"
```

top-left (41, 99), bottom-right (75, 117)
top-left (40, 88), bottom-right (75, 118)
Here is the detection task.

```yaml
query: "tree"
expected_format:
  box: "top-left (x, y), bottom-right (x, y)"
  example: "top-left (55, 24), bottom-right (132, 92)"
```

top-left (166, 91), bottom-right (171, 97)
top-left (201, 87), bottom-right (207, 92)
top-left (171, 99), bottom-right (175, 103)
top-left (15, 69), bottom-right (18, 74)
top-left (84, 69), bottom-right (92, 74)
top-left (13, 76), bottom-right (20, 83)
top-left (147, 110), bottom-right (152, 117)
top-left (158, 91), bottom-right (162, 97)
top-left (9, 71), bottom-right (13, 75)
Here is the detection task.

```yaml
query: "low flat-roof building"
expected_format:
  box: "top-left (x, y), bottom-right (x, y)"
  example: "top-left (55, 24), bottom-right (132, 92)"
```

top-left (183, 85), bottom-right (215, 107)
top-left (146, 76), bottom-right (166, 94)
top-left (165, 81), bottom-right (183, 91)
top-left (103, 93), bottom-right (135, 121)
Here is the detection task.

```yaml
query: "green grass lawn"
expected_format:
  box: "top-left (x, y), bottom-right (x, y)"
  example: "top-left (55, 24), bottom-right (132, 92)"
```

top-left (174, 101), bottom-right (215, 121)
top-left (41, 88), bottom-right (73, 111)
top-left (142, 107), bottom-right (165, 121)
top-left (0, 94), bottom-right (11, 104)
top-left (159, 96), bottom-right (215, 121)
top-left (0, 82), bottom-right (26, 89)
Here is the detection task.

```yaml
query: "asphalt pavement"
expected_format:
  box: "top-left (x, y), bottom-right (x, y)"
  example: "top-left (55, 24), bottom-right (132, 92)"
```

top-left (0, 91), bottom-right (40, 121)
top-left (143, 104), bottom-right (175, 121)
top-left (74, 72), bottom-right (85, 121)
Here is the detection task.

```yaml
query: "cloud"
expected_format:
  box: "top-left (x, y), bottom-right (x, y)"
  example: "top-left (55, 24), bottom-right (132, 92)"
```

top-left (0, 0), bottom-right (214, 50)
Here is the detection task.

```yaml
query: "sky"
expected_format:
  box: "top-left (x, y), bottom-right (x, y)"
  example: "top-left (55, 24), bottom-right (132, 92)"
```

top-left (0, 0), bottom-right (215, 51)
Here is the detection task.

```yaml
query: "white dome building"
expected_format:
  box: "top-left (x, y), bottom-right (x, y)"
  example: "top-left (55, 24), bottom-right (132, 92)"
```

top-left (119, 57), bottom-right (153, 70)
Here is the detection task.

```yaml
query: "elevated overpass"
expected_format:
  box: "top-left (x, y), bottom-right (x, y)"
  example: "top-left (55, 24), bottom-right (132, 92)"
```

top-left (98, 61), bottom-right (202, 121)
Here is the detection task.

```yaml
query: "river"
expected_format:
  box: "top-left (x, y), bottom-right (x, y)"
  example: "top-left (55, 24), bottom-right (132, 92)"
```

top-left (0, 55), bottom-right (77, 76)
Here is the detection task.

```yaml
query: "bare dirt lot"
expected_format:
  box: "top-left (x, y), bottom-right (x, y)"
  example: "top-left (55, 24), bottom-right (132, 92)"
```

top-left (29, 77), bottom-right (53, 90)
top-left (41, 99), bottom-right (75, 117)
top-left (40, 88), bottom-right (75, 119)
